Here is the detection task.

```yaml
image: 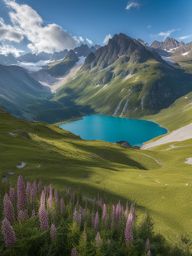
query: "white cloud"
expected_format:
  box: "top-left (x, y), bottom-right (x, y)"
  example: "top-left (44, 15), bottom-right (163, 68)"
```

top-left (4, 0), bottom-right (77, 53)
top-left (126, 1), bottom-right (140, 10)
top-left (73, 36), bottom-right (93, 46)
top-left (178, 34), bottom-right (192, 41)
top-left (158, 29), bottom-right (177, 40)
top-left (103, 34), bottom-right (112, 45)
top-left (0, 43), bottom-right (24, 57)
top-left (0, 17), bottom-right (23, 43)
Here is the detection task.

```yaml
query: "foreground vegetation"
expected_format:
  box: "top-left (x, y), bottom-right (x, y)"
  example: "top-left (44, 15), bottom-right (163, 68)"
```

top-left (0, 175), bottom-right (189, 256)
top-left (0, 109), bottom-right (192, 250)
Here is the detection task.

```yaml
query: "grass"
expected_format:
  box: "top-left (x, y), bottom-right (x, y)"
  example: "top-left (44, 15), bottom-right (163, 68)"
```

top-left (1, 108), bottom-right (192, 247)
top-left (55, 59), bottom-right (192, 119)
top-left (145, 92), bottom-right (192, 131)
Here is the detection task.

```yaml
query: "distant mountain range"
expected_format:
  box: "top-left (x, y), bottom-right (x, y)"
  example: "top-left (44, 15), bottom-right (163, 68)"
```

top-left (54, 33), bottom-right (192, 118)
top-left (0, 34), bottom-right (192, 122)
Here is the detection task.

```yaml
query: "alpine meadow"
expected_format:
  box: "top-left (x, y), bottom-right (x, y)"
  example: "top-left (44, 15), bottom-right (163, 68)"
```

top-left (0, 0), bottom-right (192, 255)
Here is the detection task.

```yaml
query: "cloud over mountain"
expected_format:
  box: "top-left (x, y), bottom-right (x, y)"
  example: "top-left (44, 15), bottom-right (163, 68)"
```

top-left (4, 0), bottom-right (77, 53)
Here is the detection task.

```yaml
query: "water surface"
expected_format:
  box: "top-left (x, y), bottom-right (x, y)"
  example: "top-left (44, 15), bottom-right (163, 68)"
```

top-left (59, 114), bottom-right (167, 147)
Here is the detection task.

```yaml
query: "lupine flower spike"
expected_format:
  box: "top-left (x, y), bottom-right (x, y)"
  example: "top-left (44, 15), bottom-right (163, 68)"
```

top-left (3, 194), bottom-right (15, 224)
top-left (1, 218), bottom-right (16, 247)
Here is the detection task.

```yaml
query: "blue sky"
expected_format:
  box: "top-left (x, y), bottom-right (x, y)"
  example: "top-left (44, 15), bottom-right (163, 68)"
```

top-left (0, 0), bottom-right (192, 55)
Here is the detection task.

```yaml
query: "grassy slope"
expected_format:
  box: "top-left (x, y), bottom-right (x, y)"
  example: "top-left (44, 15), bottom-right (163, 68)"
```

top-left (1, 109), bottom-right (192, 244)
top-left (145, 92), bottom-right (192, 131)
top-left (55, 58), bottom-right (192, 118)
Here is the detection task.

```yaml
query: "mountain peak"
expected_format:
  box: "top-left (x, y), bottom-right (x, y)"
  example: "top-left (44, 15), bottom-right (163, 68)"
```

top-left (151, 37), bottom-right (183, 51)
top-left (84, 33), bottom-right (159, 70)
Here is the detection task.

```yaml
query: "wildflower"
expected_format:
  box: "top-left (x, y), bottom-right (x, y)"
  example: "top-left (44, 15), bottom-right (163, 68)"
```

top-left (94, 211), bottom-right (99, 231)
top-left (38, 205), bottom-right (49, 230)
top-left (30, 181), bottom-right (37, 202)
top-left (54, 190), bottom-right (59, 207)
top-left (102, 203), bottom-right (107, 224)
top-left (9, 187), bottom-right (16, 204)
top-left (50, 224), bottom-right (57, 241)
top-left (71, 247), bottom-right (78, 256)
top-left (47, 185), bottom-right (53, 208)
top-left (115, 201), bottom-right (122, 221)
top-left (17, 175), bottom-right (26, 211)
top-left (95, 232), bottom-right (102, 247)
top-left (18, 210), bottom-right (28, 222)
top-left (31, 209), bottom-right (36, 217)
top-left (26, 182), bottom-right (31, 200)
top-left (3, 194), bottom-right (15, 224)
top-left (1, 218), bottom-right (16, 247)
top-left (125, 212), bottom-right (134, 244)
top-left (73, 208), bottom-right (82, 225)
top-left (60, 198), bottom-right (65, 214)
top-left (40, 190), bottom-right (46, 208)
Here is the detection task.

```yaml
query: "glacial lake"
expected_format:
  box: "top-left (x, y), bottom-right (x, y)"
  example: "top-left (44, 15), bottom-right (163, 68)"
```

top-left (59, 114), bottom-right (167, 147)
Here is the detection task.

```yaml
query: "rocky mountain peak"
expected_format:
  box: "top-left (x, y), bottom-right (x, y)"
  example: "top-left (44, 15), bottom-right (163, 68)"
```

top-left (84, 33), bottom-right (160, 70)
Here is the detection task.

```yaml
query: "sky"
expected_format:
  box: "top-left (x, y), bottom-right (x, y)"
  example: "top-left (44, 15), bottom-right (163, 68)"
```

top-left (0, 0), bottom-right (192, 56)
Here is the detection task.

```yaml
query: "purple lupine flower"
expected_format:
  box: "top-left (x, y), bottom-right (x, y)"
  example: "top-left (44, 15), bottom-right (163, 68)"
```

top-left (111, 204), bottom-right (115, 228)
top-left (30, 186), bottom-right (35, 203)
top-left (30, 181), bottom-right (37, 202)
top-left (32, 181), bottom-right (37, 195)
top-left (26, 182), bottom-right (31, 200)
top-left (95, 232), bottom-right (102, 247)
top-left (38, 205), bottom-right (49, 230)
top-left (40, 190), bottom-right (46, 208)
top-left (9, 187), bottom-right (16, 204)
top-left (60, 198), bottom-right (65, 214)
top-left (50, 224), bottom-right (57, 241)
top-left (73, 208), bottom-right (81, 225)
top-left (18, 209), bottom-right (28, 222)
top-left (17, 175), bottom-right (26, 211)
top-left (71, 247), bottom-right (78, 256)
top-left (124, 204), bottom-right (129, 219)
top-left (102, 203), bottom-right (107, 224)
top-left (54, 190), bottom-right (59, 208)
top-left (1, 218), bottom-right (16, 247)
top-left (111, 205), bottom-right (115, 221)
top-left (3, 194), bottom-right (15, 224)
top-left (115, 202), bottom-right (120, 221)
top-left (130, 204), bottom-right (135, 220)
top-left (31, 209), bottom-right (36, 217)
top-left (47, 185), bottom-right (53, 209)
top-left (124, 212), bottom-right (134, 244)
top-left (94, 211), bottom-right (99, 231)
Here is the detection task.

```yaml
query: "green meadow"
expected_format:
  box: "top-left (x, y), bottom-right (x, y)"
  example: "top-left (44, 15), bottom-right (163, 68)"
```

top-left (1, 108), bottom-right (192, 248)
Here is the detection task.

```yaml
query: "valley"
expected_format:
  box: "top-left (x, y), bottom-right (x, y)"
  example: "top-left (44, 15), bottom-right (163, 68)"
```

top-left (0, 31), bottom-right (192, 254)
top-left (0, 107), bottom-right (192, 245)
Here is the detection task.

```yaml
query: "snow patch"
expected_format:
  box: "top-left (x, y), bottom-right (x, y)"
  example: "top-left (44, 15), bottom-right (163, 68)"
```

top-left (182, 51), bottom-right (190, 56)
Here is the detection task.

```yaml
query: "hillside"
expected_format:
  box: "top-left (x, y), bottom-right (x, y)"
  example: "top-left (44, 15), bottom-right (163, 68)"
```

top-left (55, 34), bottom-right (192, 117)
top-left (146, 92), bottom-right (192, 131)
top-left (47, 50), bottom-right (79, 77)
top-left (0, 65), bottom-right (51, 119)
top-left (1, 109), bottom-right (192, 245)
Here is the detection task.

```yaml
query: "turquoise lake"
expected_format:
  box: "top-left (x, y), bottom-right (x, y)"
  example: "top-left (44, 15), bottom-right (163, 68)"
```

top-left (59, 114), bottom-right (167, 147)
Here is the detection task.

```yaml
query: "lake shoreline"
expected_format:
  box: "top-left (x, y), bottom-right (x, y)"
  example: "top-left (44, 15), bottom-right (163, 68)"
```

top-left (59, 114), bottom-right (167, 147)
